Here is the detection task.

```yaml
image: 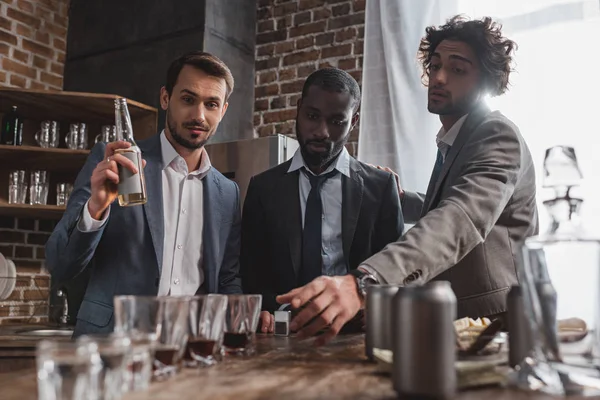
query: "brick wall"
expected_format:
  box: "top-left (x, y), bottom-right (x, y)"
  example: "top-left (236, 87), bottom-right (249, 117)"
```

top-left (254, 0), bottom-right (365, 156)
top-left (0, 0), bottom-right (69, 90)
top-left (0, 0), bottom-right (69, 324)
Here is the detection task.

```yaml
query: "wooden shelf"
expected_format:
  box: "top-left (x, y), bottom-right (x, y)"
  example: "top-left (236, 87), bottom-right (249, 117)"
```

top-left (0, 202), bottom-right (66, 220)
top-left (0, 145), bottom-right (90, 172)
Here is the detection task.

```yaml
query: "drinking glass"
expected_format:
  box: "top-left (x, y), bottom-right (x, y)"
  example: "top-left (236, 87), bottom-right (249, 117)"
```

top-left (184, 294), bottom-right (228, 367)
top-left (223, 294), bottom-right (262, 356)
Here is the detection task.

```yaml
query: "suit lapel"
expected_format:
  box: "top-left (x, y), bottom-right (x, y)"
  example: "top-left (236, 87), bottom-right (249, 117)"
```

top-left (424, 104), bottom-right (491, 213)
top-left (277, 166), bottom-right (302, 278)
top-left (140, 136), bottom-right (164, 275)
top-left (342, 159), bottom-right (363, 265)
top-left (203, 170), bottom-right (222, 293)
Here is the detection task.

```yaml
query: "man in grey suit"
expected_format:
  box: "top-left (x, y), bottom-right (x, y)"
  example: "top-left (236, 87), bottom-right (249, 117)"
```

top-left (278, 16), bottom-right (538, 345)
top-left (46, 52), bottom-right (243, 336)
top-left (241, 68), bottom-right (403, 320)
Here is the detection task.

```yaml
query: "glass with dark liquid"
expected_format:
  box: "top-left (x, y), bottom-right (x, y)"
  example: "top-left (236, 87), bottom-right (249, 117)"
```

top-left (152, 297), bottom-right (189, 379)
top-left (185, 295), bottom-right (228, 367)
top-left (224, 294), bottom-right (262, 356)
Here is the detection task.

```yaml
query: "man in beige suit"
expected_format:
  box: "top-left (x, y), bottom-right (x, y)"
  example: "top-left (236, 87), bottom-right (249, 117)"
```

top-left (277, 15), bottom-right (538, 345)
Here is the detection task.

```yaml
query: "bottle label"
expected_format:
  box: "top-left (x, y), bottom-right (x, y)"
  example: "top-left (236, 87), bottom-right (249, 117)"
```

top-left (117, 151), bottom-right (143, 196)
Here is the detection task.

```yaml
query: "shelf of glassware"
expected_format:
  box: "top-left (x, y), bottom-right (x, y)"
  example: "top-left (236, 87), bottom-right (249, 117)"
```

top-left (0, 200), bottom-right (66, 219)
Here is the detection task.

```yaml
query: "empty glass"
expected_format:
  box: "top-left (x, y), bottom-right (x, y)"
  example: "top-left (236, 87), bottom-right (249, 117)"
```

top-left (56, 183), bottom-right (73, 206)
top-left (36, 339), bottom-right (101, 400)
top-left (65, 123), bottom-right (88, 150)
top-left (184, 295), bottom-right (228, 367)
top-left (223, 294), bottom-right (262, 356)
top-left (8, 170), bottom-right (27, 204)
top-left (29, 170), bottom-right (48, 205)
top-left (35, 121), bottom-right (59, 148)
top-left (95, 125), bottom-right (117, 144)
top-left (77, 334), bottom-right (131, 400)
top-left (153, 297), bottom-right (190, 379)
top-left (113, 296), bottom-right (160, 390)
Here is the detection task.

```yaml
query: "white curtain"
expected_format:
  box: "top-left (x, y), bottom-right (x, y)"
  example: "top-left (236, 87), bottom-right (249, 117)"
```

top-left (358, 0), bottom-right (458, 193)
top-left (359, 0), bottom-right (600, 233)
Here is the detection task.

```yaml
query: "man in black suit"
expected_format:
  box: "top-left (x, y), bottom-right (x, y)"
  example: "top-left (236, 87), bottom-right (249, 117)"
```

top-left (241, 68), bottom-right (404, 323)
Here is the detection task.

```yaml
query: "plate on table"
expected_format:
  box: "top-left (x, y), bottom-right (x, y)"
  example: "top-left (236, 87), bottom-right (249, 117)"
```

top-left (2, 259), bottom-right (16, 300)
top-left (0, 252), bottom-right (8, 300)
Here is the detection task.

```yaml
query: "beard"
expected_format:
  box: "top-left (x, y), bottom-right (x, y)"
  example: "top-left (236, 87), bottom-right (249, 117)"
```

top-left (296, 120), bottom-right (347, 171)
top-left (427, 87), bottom-right (480, 116)
top-left (166, 107), bottom-right (211, 150)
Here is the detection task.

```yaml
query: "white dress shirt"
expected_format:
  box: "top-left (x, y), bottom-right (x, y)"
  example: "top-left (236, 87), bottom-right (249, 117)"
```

top-left (287, 147), bottom-right (351, 277)
top-left (78, 131), bottom-right (211, 296)
top-left (436, 114), bottom-right (468, 161)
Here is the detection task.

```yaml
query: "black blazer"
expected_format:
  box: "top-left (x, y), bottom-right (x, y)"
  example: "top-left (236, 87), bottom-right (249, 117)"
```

top-left (241, 156), bottom-right (404, 312)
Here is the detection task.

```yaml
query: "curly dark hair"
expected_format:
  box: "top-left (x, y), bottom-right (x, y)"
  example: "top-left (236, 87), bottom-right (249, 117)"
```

top-left (418, 15), bottom-right (517, 96)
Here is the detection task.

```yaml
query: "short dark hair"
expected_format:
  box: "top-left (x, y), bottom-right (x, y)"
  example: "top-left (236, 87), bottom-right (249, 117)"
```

top-left (301, 68), bottom-right (361, 111)
top-left (418, 15), bottom-right (517, 96)
top-left (165, 51), bottom-right (234, 100)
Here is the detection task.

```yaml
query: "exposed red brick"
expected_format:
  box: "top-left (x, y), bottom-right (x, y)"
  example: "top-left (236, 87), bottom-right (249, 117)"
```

top-left (257, 7), bottom-right (272, 20)
top-left (276, 16), bottom-right (292, 30)
top-left (50, 61), bottom-right (62, 75)
top-left (263, 109), bottom-right (297, 124)
top-left (279, 67), bottom-right (296, 81)
top-left (257, 44), bottom-right (275, 57)
top-left (289, 94), bottom-right (301, 107)
top-left (16, 0), bottom-right (34, 14)
top-left (297, 64), bottom-right (316, 78)
top-left (14, 245), bottom-right (33, 258)
top-left (274, 40), bottom-right (295, 54)
top-left (52, 37), bottom-right (66, 52)
top-left (289, 21), bottom-right (326, 38)
top-left (259, 70), bottom-right (277, 85)
top-left (353, 0), bottom-right (366, 12)
top-left (294, 11), bottom-right (311, 26)
top-left (255, 57), bottom-right (280, 71)
top-left (274, 120), bottom-right (296, 135)
top-left (296, 35), bottom-right (314, 50)
top-left (0, 71), bottom-right (6, 83)
top-left (32, 54), bottom-right (47, 69)
top-left (321, 43), bottom-right (352, 59)
top-left (40, 71), bottom-right (62, 88)
top-left (22, 38), bottom-right (53, 58)
top-left (257, 29), bottom-right (287, 45)
top-left (43, 21), bottom-right (66, 37)
top-left (1, 58), bottom-right (35, 78)
top-left (9, 73), bottom-right (26, 87)
top-left (15, 22), bottom-right (33, 37)
top-left (335, 27), bottom-right (357, 43)
top-left (7, 7), bottom-right (40, 29)
top-left (299, 0), bottom-right (326, 11)
top-left (280, 79), bottom-right (305, 94)
top-left (29, 81), bottom-right (46, 90)
top-left (253, 114), bottom-right (261, 126)
top-left (273, 2), bottom-right (298, 17)
top-left (315, 32), bottom-right (334, 46)
top-left (283, 49), bottom-right (320, 66)
top-left (332, 3), bottom-right (351, 16)
top-left (0, 29), bottom-right (19, 46)
top-left (35, 30), bottom-right (50, 45)
top-left (0, 16), bottom-right (13, 31)
top-left (349, 70), bottom-right (362, 82)
top-left (328, 13), bottom-right (365, 30)
top-left (257, 19), bottom-right (274, 33)
top-left (55, 50), bottom-right (65, 63)
top-left (270, 96), bottom-right (287, 110)
top-left (338, 58), bottom-right (356, 70)
top-left (0, 43), bottom-right (9, 57)
top-left (313, 7), bottom-right (332, 21)
top-left (23, 289), bottom-right (49, 301)
top-left (255, 84), bottom-right (279, 98)
top-left (53, 14), bottom-right (67, 28)
top-left (255, 99), bottom-right (269, 112)
top-left (257, 125), bottom-right (275, 137)
top-left (354, 40), bottom-right (363, 55)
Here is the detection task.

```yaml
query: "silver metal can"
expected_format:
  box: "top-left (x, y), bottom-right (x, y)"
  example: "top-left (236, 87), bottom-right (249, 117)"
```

top-left (392, 281), bottom-right (457, 399)
top-left (365, 285), bottom-right (400, 360)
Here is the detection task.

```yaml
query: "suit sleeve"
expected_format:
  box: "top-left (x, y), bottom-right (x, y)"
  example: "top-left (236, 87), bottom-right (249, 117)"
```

top-left (240, 177), bottom-right (278, 312)
top-left (362, 120), bottom-right (526, 285)
top-left (45, 142), bottom-right (108, 284)
top-left (372, 173), bottom-right (404, 253)
top-left (218, 182), bottom-right (243, 294)
top-left (401, 191), bottom-right (425, 224)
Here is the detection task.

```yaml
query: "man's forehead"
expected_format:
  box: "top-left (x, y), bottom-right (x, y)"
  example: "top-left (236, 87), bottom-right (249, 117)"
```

top-left (433, 40), bottom-right (476, 62)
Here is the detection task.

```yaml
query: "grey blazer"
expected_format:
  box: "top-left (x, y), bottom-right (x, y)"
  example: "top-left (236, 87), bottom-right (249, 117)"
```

top-left (362, 104), bottom-right (538, 318)
top-left (45, 134), bottom-right (242, 336)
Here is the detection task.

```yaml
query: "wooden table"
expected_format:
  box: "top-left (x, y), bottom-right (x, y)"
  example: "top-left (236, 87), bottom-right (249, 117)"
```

top-left (0, 333), bottom-right (589, 400)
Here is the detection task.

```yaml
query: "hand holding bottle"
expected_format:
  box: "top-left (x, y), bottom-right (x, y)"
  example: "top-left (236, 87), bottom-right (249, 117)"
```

top-left (88, 141), bottom-right (145, 220)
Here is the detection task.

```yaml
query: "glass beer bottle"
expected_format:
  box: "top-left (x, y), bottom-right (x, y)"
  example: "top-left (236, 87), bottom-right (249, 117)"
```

top-left (114, 98), bottom-right (147, 206)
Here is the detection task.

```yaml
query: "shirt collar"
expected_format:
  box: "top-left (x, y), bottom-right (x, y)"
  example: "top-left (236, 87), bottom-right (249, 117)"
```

top-left (160, 130), bottom-right (212, 178)
top-left (287, 147), bottom-right (351, 178)
top-left (436, 114), bottom-right (468, 148)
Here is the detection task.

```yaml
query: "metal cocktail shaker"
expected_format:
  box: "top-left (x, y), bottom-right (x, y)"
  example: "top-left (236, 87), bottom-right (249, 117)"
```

top-left (392, 281), bottom-right (457, 399)
top-left (365, 285), bottom-right (400, 360)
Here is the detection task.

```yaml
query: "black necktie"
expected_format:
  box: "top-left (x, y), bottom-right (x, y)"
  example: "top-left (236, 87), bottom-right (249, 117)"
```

top-left (300, 169), bottom-right (337, 286)
top-left (422, 148), bottom-right (447, 216)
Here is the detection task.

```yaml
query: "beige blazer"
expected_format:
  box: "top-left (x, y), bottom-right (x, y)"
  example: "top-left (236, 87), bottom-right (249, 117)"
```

top-left (363, 104), bottom-right (538, 318)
